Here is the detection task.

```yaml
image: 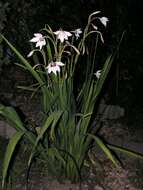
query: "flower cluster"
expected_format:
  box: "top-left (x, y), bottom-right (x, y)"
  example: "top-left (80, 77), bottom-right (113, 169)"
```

top-left (28, 12), bottom-right (108, 77)
top-left (28, 29), bottom-right (82, 75)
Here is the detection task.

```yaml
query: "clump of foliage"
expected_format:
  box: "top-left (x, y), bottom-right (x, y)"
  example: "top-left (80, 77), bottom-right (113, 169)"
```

top-left (0, 9), bottom-right (143, 189)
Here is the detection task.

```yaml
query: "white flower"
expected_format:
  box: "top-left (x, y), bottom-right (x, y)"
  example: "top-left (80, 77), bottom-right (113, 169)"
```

top-left (72, 28), bottom-right (82, 39)
top-left (95, 70), bottom-right (101, 79)
top-left (46, 61), bottom-right (64, 75)
top-left (27, 50), bottom-right (34, 57)
top-left (91, 24), bottom-right (98, 30)
top-left (54, 29), bottom-right (72, 43)
top-left (99, 17), bottom-right (109, 27)
top-left (30, 33), bottom-right (46, 50)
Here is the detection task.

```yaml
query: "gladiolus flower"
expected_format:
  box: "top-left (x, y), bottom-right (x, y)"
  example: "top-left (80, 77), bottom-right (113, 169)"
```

top-left (54, 29), bottom-right (72, 43)
top-left (72, 28), bottom-right (82, 39)
top-left (99, 17), bottom-right (109, 27)
top-left (30, 33), bottom-right (46, 50)
top-left (46, 61), bottom-right (64, 75)
top-left (95, 70), bottom-right (101, 79)
top-left (27, 50), bottom-right (34, 57)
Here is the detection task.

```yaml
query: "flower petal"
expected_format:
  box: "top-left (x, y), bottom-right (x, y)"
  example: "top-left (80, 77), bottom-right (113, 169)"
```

top-left (27, 50), bottom-right (34, 57)
top-left (46, 61), bottom-right (64, 76)
top-left (99, 17), bottom-right (109, 27)
top-left (55, 62), bottom-right (65, 66)
top-left (34, 33), bottom-right (43, 37)
top-left (54, 29), bottom-right (72, 43)
top-left (53, 31), bottom-right (60, 35)
top-left (29, 33), bottom-right (46, 49)
top-left (30, 37), bottom-right (39, 42)
top-left (95, 70), bottom-right (101, 79)
top-left (64, 31), bottom-right (72, 37)
top-left (58, 33), bottom-right (65, 43)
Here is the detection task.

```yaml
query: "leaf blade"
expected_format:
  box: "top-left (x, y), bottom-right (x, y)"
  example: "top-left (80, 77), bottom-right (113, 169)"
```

top-left (88, 134), bottom-right (119, 167)
top-left (2, 131), bottom-right (24, 188)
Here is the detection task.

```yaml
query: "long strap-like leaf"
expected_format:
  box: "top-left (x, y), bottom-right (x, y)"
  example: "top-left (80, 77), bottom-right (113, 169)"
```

top-left (108, 144), bottom-right (143, 160)
top-left (87, 134), bottom-right (119, 167)
top-left (1, 34), bottom-right (50, 113)
top-left (0, 104), bottom-right (25, 131)
top-left (1, 35), bottom-right (43, 85)
top-left (2, 131), bottom-right (24, 189)
top-left (28, 111), bottom-right (63, 166)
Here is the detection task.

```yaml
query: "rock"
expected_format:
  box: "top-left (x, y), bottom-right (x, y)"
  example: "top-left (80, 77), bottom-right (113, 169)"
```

top-left (94, 185), bottom-right (104, 190)
top-left (97, 99), bottom-right (125, 120)
top-left (0, 120), bottom-right (16, 138)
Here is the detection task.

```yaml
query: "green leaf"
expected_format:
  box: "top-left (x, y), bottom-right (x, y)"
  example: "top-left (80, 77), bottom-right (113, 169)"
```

top-left (93, 54), bottom-right (113, 101)
top-left (16, 85), bottom-right (37, 92)
top-left (38, 111), bottom-right (62, 141)
top-left (46, 42), bottom-right (52, 61)
top-left (14, 62), bottom-right (28, 70)
top-left (93, 32), bottom-right (124, 102)
top-left (0, 104), bottom-right (37, 147)
top-left (0, 104), bottom-right (25, 132)
top-left (28, 111), bottom-right (63, 166)
top-left (0, 34), bottom-right (44, 87)
top-left (108, 144), bottom-right (143, 160)
top-left (48, 147), bottom-right (66, 166)
top-left (2, 131), bottom-right (24, 189)
top-left (0, 34), bottom-right (50, 113)
top-left (88, 134), bottom-right (119, 167)
top-left (50, 111), bottom-right (63, 140)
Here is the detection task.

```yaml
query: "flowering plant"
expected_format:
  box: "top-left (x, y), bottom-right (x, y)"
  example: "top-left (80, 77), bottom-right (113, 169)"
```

top-left (1, 11), bottom-right (141, 188)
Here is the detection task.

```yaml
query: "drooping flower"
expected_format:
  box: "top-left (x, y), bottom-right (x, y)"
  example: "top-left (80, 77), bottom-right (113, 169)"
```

top-left (95, 70), bottom-right (101, 79)
top-left (54, 29), bottom-right (72, 43)
top-left (29, 33), bottom-right (46, 50)
top-left (99, 17), bottom-right (109, 27)
top-left (46, 61), bottom-right (64, 75)
top-left (72, 28), bottom-right (82, 39)
top-left (91, 24), bottom-right (98, 30)
top-left (27, 50), bottom-right (34, 57)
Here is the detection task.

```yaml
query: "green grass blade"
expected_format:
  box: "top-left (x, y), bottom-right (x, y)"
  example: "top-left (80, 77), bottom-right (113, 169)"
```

top-left (93, 54), bottom-right (113, 101)
top-left (50, 111), bottom-right (63, 140)
top-left (49, 147), bottom-right (66, 166)
top-left (2, 131), bottom-right (24, 189)
top-left (0, 104), bottom-right (25, 131)
top-left (88, 134), bottom-right (119, 167)
top-left (28, 111), bottom-right (63, 166)
top-left (93, 33), bottom-right (124, 102)
top-left (0, 104), bottom-right (38, 147)
top-left (46, 42), bottom-right (52, 61)
top-left (16, 85), bottom-right (37, 92)
top-left (14, 62), bottom-right (28, 70)
top-left (1, 35), bottom-right (44, 86)
top-left (108, 144), bottom-right (143, 160)
top-left (1, 35), bottom-right (50, 113)
top-left (39, 111), bottom-right (62, 141)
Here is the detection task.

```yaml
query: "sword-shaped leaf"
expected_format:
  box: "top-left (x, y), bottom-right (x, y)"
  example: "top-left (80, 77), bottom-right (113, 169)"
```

top-left (28, 111), bottom-right (63, 166)
top-left (88, 134), bottom-right (119, 167)
top-left (2, 131), bottom-right (24, 189)
top-left (108, 144), bottom-right (143, 160)
top-left (0, 34), bottom-right (44, 87)
top-left (0, 104), bottom-right (25, 131)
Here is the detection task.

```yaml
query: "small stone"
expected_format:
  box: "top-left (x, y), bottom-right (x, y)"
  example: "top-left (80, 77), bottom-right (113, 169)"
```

top-left (94, 185), bottom-right (104, 190)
